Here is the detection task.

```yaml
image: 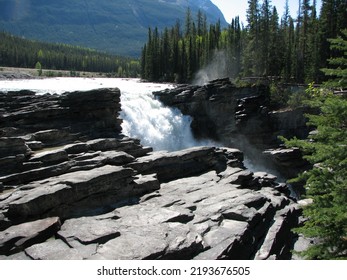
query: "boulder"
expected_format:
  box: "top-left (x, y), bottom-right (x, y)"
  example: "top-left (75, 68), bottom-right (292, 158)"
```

top-left (0, 154), bottom-right (26, 176)
top-left (263, 147), bottom-right (308, 179)
top-left (0, 137), bottom-right (31, 157)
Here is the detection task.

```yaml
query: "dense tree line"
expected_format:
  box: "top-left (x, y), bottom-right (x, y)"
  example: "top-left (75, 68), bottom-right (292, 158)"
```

top-left (0, 31), bottom-right (140, 77)
top-left (141, 0), bottom-right (347, 84)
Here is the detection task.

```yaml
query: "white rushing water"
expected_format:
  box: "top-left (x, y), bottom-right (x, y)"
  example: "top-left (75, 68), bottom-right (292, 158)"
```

top-left (0, 77), bottom-right (211, 151)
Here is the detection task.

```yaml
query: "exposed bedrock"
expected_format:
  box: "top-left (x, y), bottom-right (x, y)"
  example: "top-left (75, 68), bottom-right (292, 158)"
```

top-left (0, 87), bottom-right (303, 259)
top-left (154, 78), bottom-right (311, 177)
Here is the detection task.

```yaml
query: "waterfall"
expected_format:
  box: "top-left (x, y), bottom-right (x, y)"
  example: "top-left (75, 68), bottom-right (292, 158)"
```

top-left (120, 81), bottom-right (211, 151)
top-left (0, 77), bottom-right (211, 151)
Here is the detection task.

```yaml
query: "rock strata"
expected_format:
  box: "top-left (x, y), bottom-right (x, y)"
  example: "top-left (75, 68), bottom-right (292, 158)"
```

top-left (154, 78), bottom-right (270, 144)
top-left (0, 87), bottom-right (302, 259)
top-left (154, 78), bottom-right (311, 178)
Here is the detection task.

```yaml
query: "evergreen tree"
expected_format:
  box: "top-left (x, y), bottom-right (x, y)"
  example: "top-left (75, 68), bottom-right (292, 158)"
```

top-left (144, 28), bottom-right (154, 80)
top-left (295, 0), bottom-right (312, 82)
top-left (268, 6), bottom-right (282, 76)
top-left (282, 84), bottom-right (347, 259)
top-left (185, 7), bottom-right (193, 37)
top-left (283, 32), bottom-right (347, 259)
top-left (306, 0), bottom-right (321, 82)
top-left (319, 0), bottom-right (345, 77)
top-left (336, 0), bottom-right (347, 33)
top-left (243, 0), bottom-right (261, 76)
top-left (259, 0), bottom-right (272, 75)
top-left (197, 9), bottom-right (207, 37)
top-left (281, 0), bottom-right (295, 81)
top-left (321, 29), bottom-right (347, 88)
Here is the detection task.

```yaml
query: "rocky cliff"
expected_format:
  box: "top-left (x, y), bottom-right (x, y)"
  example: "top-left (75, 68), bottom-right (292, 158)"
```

top-left (154, 78), bottom-right (310, 179)
top-left (0, 87), bottom-right (305, 259)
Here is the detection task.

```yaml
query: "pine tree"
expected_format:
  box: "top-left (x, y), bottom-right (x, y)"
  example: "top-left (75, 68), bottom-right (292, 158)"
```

top-left (319, 0), bottom-right (341, 77)
top-left (295, 0), bottom-right (312, 82)
top-left (259, 0), bottom-right (272, 75)
top-left (321, 29), bottom-right (347, 88)
top-left (144, 28), bottom-right (154, 80)
top-left (268, 6), bottom-right (282, 76)
top-left (282, 84), bottom-right (347, 259)
top-left (283, 32), bottom-right (347, 259)
top-left (336, 0), bottom-right (347, 33)
top-left (281, 0), bottom-right (294, 81)
top-left (185, 7), bottom-right (193, 37)
top-left (243, 0), bottom-right (261, 76)
top-left (306, 0), bottom-right (322, 82)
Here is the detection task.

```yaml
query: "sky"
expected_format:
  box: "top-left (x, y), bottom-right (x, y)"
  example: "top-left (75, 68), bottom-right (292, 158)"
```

top-left (210, 0), bottom-right (323, 24)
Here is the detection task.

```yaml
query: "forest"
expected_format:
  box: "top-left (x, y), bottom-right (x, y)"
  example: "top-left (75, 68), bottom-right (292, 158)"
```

top-left (0, 31), bottom-right (141, 77)
top-left (141, 0), bottom-right (347, 84)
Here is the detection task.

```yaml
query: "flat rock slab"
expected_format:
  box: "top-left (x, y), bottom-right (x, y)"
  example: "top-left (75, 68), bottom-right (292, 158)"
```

top-left (30, 149), bottom-right (68, 164)
top-left (57, 213), bottom-right (121, 246)
top-left (128, 146), bottom-right (220, 182)
top-left (73, 150), bottom-right (135, 166)
top-left (25, 238), bottom-right (97, 260)
top-left (6, 165), bottom-right (135, 219)
top-left (0, 217), bottom-right (61, 255)
top-left (92, 223), bottom-right (202, 260)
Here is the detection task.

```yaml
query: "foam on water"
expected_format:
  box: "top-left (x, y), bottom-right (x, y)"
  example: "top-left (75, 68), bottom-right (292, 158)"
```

top-left (0, 77), bottom-right (212, 151)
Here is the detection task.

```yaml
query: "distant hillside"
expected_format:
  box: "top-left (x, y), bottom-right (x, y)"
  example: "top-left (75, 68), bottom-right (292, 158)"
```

top-left (0, 31), bottom-right (141, 76)
top-left (0, 0), bottom-right (227, 57)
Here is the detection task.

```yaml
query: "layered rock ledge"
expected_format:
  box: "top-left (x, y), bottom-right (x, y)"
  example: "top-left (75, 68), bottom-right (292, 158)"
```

top-left (0, 88), bottom-right (303, 259)
top-left (154, 78), bottom-right (310, 178)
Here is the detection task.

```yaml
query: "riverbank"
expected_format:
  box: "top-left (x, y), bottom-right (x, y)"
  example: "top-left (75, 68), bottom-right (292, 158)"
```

top-left (0, 67), bottom-right (119, 80)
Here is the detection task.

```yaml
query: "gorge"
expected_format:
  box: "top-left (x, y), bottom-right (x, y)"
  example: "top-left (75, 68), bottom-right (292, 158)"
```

top-left (0, 78), bottom-right (310, 259)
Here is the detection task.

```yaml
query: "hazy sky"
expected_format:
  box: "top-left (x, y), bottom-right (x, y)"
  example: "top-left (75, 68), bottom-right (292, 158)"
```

top-left (210, 0), bottom-right (323, 24)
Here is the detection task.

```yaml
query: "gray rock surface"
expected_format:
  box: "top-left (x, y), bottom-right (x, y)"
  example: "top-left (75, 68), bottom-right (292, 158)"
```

top-left (154, 79), bottom-right (269, 144)
top-left (0, 87), bottom-right (303, 260)
top-left (0, 217), bottom-right (61, 255)
top-left (154, 79), bottom-right (311, 178)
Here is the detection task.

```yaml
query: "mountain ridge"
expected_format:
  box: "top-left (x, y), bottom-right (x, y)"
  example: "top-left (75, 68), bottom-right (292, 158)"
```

top-left (0, 0), bottom-right (227, 57)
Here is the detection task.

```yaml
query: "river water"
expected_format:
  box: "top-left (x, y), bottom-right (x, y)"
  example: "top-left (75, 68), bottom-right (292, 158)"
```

top-left (0, 77), bottom-right (211, 151)
top-left (0, 76), bottom-right (292, 191)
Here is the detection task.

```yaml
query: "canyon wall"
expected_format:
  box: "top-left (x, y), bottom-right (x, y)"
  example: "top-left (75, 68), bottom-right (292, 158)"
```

top-left (154, 78), bottom-right (310, 178)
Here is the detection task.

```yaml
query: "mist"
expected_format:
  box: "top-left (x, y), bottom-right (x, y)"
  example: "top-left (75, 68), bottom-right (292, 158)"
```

top-left (192, 50), bottom-right (229, 85)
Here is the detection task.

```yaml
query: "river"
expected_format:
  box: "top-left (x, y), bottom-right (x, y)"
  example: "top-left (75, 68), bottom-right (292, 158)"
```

top-left (0, 77), bottom-right (212, 151)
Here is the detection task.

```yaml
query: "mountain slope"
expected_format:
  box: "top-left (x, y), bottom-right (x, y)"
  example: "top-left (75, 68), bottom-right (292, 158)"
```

top-left (0, 0), bottom-right (227, 57)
